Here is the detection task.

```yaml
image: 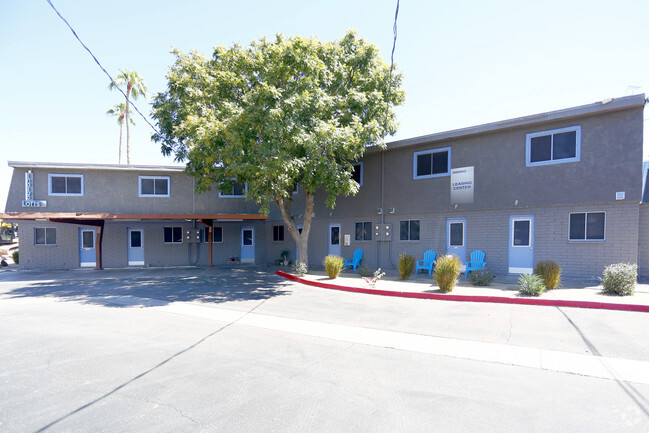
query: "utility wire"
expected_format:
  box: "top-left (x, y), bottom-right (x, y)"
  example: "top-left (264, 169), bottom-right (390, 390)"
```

top-left (45, 0), bottom-right (159, 135)
top-left (381, 0), bottom-right (399, 270)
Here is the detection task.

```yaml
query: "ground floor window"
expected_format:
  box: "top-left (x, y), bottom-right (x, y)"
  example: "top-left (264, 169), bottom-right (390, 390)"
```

top-left (35, 227), bottom-right (56, 245)
top-left (400, 220), bottom-right (420, 241)
top-left (212, 226), bottom-right (223, 243)
top-left (569, 212), bottom-right (605, 241)
top-left (164, 226), bottom-right (183, 243)
top-left (355, 222), bottom-right (372, 241)
top-left (273, 225), bottom-right (285, 242)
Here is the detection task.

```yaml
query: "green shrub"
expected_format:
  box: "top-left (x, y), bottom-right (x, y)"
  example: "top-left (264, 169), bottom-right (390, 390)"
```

top-left (398, 253), bottom-right (416, 280)
top-left (534, 260), bottom-right (561, 289)
top-left (434, 255), bottom-right (462, 292)
top-left (518, 274), bottom-right (546, 296)
top-left (292, 261), bottom-right (308, 276)
top-left (12, 251), bottom-right (18, 264)
top-left (357, 263), bottom-right (373, 278)
top-left (601, 263), bottom-right (637, 296)
top-left (470, 268), bottom-right (494, 286)
top-left (323, 255), bottom-right (344, 279)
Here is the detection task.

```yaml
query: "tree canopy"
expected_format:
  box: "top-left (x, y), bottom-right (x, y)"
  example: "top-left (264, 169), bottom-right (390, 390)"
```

top-left (151, 31), bottom-right (404, 265)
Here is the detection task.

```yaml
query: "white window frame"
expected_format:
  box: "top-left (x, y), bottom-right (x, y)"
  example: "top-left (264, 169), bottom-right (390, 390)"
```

top-left (352, 162), bottom-right (363, 186)
top-left (526, 125), bottom-right (581, 167)
top-left (569, 211), bottom-right (606, 242)
top-left (139, 176), bottom-right (170, 197)
top-left (34, 227), bottom-right (56, 245)
top-left (48, 174), bottom-right (84, 196)
top-left (219, 180), bottom-right (248, 198)
top-left (163, 226), bottom-right (183, 244)
top-left (413, 147), bottom-right (451, 179)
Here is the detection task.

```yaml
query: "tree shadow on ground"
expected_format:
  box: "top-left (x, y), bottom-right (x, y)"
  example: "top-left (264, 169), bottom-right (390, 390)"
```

top-left (0, 266), bottom-right (292, 307)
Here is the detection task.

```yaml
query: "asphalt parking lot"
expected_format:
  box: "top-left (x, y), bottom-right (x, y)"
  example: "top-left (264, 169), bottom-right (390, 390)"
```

top-left (2, 266), bottom-right (649, 432)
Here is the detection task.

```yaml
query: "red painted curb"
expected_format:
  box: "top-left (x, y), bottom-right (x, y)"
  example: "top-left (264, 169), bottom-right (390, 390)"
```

top-left (275, 270), bottom-right (649, 312)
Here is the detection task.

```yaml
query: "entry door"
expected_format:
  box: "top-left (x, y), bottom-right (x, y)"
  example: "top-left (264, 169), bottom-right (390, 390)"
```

top-left (79, 228), bottom-right (96, 268)
top-left (446, 218), bottom-right (466, 263)
top-left (509, 216), bottom-right (534, 274)
top-left (127, 228), bottom-right (144, 266)
top-left (240, 227), bottom-right (255, 263)
top-left (328, 223), bottom-right (341, 257)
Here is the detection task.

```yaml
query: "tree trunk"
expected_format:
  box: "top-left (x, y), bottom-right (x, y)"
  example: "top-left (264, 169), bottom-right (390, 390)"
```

top-left (276, 191), bottom-right (315, 268)
top-left (125, 83), bottom-right (132, 164)
top-left (118, 117), bottom-right (123, 164)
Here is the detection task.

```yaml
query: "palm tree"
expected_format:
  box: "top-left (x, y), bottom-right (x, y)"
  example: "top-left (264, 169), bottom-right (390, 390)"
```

top-left (108, 69), bottom-right (147, 164)
top-left (106, 103), bottom-right (134, 164)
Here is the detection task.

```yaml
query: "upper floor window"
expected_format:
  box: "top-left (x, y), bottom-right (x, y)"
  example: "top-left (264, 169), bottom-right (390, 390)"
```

top-left (48, 174), bottom-right (83, 196)
top-left (569, 212), bottom-right (605, 241)
top-left (139, 176), bottom-right (170, 197)
top-left (352, 163), bottom-right (363, 185)
top-left (413, 147), bottom-right (451, 179)
top-left (219, 181), bottom-right (247, 198)
top-left (526, 126), bottom-right (581, 167)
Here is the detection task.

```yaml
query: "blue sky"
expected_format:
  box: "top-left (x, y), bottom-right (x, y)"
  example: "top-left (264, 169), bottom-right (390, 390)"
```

top-left (1, 0), bottom-right (648, 210)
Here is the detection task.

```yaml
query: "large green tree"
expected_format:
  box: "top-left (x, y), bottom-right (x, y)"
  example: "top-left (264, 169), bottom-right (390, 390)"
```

top-left (151, 31), bottom-right (404, 266)
top-left (109, 69), bottom-right (147, 164)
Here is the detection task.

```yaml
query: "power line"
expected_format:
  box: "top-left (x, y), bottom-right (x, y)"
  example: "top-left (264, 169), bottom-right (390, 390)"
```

top-left (45, 0), bottom-right (159, 135)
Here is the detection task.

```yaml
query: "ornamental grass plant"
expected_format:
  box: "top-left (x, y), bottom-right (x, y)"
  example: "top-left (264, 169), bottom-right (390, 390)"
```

top-left (518, 273), bottom-right (546, 296)
top-left (323, 255), bottom-right (344, 279)
top-left (434, 254), bottom-right (462, 292)
top-left (534, 260), bottom-right (561, 290)
top-left (398, 253), bottom-right (416, 280)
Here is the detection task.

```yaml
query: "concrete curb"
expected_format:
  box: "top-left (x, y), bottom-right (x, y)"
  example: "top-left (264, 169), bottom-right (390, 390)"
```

top-left (275, 270), bottom-right (649, 313)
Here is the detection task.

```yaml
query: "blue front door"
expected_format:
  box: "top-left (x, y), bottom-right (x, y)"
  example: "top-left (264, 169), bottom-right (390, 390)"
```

top-left (241, 227), bottom-right (255, 263)
top-left (127, 228), bottom-right (144, 266)
top-left (79, 228), bottom-right (96, 267)
top-left (446, 218), bottom-right (466, 263)
top-left (509, 216), bottom-right (534, 274)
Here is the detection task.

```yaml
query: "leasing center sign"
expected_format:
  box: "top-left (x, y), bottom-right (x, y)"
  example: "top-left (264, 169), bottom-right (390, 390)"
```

top-left (451, 166), bottom-right (474, 204)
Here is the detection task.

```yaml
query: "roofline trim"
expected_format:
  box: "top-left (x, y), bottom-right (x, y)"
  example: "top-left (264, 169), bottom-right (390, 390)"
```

top-left (7, 161), bottom-right (186, 171)
top-left (382, 93), bottom-right (646, 151)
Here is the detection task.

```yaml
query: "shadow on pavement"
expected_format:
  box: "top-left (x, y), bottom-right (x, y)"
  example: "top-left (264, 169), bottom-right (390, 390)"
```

top-left (0, 266), bottom-right (292, 307)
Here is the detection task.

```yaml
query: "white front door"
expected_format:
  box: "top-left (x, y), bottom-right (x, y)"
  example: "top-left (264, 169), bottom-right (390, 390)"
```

top-left (328, 224), bottom-right (341, 257)
top-left (509, 216), bottom-right (534, 274)
top-left (127, 228), bottom-right (144, 266)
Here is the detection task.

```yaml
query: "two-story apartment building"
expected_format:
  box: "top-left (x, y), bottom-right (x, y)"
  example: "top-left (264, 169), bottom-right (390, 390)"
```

top-left (2, 94), bottom-right (646, 278)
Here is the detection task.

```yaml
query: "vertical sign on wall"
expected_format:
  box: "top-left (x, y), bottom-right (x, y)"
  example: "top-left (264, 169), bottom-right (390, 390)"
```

top-left (451, 166), bottom-right (474, 204)
top-left (22, 170), bottom-right (47, 207)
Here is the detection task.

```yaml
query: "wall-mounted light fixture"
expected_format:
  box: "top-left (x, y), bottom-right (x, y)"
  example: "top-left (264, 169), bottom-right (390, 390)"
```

top-left (377, 208), bottom-right (383, 215)
top-left (389, 208), bottom-right (395, 214)
top-left (454, 203), bottom-right (459, 209)
top-left (514, 200), bottom-right (519, 206)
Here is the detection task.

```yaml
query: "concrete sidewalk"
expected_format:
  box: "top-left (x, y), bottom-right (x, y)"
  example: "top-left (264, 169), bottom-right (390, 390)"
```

top-left (277, 268), bottom-right (649, 312)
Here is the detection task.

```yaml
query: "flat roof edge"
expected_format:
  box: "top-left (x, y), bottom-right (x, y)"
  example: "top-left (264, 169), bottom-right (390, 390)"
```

top-left (7, 161), bottom-right (186, 171)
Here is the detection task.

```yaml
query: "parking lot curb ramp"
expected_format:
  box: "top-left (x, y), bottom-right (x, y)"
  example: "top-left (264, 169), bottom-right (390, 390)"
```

top-left (275, 270), bottom-right (649, 313)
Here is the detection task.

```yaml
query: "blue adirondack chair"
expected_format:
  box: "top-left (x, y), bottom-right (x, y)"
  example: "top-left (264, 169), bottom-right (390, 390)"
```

top-left (465, 250), bottom-right (486, 277)
top-left (415, 249), bottom-right (437, 276)
top-left (344, 249), bottom-right (364, 270)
